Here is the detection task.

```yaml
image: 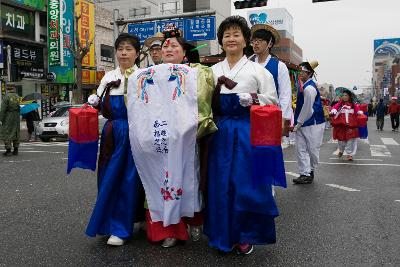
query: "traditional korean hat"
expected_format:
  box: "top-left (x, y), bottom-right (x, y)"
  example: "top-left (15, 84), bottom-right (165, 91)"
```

top-left (300, 60), bottom-right (319, 72)
top-left (144, 32), bottom-right (164, 48)
top-left (251, 23), bottom-right (280, 45)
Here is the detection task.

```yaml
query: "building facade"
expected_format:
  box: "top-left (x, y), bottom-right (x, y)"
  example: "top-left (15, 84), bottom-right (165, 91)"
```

top-left (0, 0), bottom-right (48, 109)
top-left (373, 38), bottom-right (400, 100)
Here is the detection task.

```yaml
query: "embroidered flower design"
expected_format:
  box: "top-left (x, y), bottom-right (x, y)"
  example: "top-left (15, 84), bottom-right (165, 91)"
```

top-left (160, 171), bottom-right (183, 201)
top-left (136, 68), bottom-right (155, 103)
top-left (168, 64), bottom-right (189, 100)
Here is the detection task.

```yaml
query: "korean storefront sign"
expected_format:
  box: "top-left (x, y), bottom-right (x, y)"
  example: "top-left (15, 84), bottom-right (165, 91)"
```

top-left (9, 42), bottom-right (44, 80)
top-left (76, 0), bottom-right (96, 84)
top-left (48, 0), bottom-right (61, 66)
top-left (12, 0), bottom-right (46, 11)
top-left (1, 4), bottom-right (35, 40)
top-left (48, 0), bottom-right (75, 83)
top-left (0, 40), bottom-right (4, 69)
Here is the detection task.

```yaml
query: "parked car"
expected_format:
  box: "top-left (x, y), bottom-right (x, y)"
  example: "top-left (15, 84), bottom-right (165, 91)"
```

top-left (36, 105), bottom-right (106, 142)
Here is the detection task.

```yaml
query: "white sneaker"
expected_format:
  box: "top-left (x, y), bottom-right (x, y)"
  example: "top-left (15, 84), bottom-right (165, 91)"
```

top-left (107, 235), bottom-right (124, 246)
top-left (161, 238), bottom-right (177, 248)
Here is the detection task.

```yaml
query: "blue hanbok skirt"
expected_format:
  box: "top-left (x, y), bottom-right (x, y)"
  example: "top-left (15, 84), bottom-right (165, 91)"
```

top-left (86, 95), bottom-right (143, 239)
top-left (204, 94), bottom-right (279, 252)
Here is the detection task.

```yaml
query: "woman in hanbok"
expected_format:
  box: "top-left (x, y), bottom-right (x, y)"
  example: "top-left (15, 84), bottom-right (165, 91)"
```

top-left (330, 89), bottom-right (363, 161)
top-left (143, 25), bottom-right (217, 248)
top-left (86, 33), bottom-right (144, 246)
top-left (204, 16), bottom-right (280, 255)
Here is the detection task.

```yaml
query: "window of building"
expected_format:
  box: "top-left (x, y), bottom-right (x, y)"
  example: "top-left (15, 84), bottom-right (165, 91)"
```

top-left (101, 44), bottom-right (114, 63)
top-left (40, 12), bottom-right (47, 27)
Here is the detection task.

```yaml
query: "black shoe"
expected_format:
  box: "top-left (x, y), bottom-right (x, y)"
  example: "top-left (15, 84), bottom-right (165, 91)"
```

top-left (293, 175), bottom-right (313, 184)
top-left (3, 149), bottom-right (12, 156)
top-left (310, 171), bottom-right (314, 179)
top-left (12, 148), bottom-right (18, 155)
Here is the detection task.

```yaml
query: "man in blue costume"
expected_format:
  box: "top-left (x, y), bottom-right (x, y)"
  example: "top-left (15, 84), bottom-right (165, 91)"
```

top-left (292, 61), bottom-right (326, 184)
top-left (249, 24), bottom-right (292, 136)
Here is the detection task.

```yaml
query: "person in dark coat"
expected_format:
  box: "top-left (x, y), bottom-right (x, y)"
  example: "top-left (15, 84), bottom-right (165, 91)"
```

top-left (24, 101), bottom-right (40, 141)
top-left (0, 87), bottom-right (21, 156)
top-left (376, 99), bottom-right (386, 131)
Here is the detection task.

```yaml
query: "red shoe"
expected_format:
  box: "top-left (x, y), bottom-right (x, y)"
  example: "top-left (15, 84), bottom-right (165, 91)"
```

top-left (236, 244), bottom-right (254, 255)
top-left (347, 155), bottom-right (353, 161)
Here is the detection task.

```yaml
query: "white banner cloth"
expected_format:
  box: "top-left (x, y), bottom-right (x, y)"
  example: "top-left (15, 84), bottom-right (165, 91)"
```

top-left (127, 64), bottom-right (199, 226)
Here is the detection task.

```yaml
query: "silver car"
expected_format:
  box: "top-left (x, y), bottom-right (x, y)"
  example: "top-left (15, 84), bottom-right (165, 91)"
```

top-left (36, 105), bottom-right (106, 142)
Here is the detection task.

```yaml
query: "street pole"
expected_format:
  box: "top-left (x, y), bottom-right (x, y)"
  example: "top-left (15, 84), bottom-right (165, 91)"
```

top-left (113, 9), bottom-right (120, 69)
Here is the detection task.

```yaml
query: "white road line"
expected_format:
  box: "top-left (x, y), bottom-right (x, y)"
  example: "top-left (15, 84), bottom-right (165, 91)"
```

top-left (370, 145), bottom-right (391, 157)
top-left (381, 138), bottom-right (399, 146)
top-left (0, 150), bottom-right (64, 154)
top-left (285, 160), bottom-right (400, 167)
top-left (328, 158), bottom-right (383, 161)
top-left (285, 171), bottom-right (298, 177)
top-left (2, 160), bottom-right (32, 163)
top-left (395, 200), bottom-right (400, 202)
top-left (326, 184), bottom-right (361, 192)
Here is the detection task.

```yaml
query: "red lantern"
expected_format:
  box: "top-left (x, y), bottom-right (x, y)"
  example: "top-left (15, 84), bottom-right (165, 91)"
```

top-left (69, 104), bottom-right (99, 143)
top-left (250, 105), bottom-right (282, 146)
top-left (356, 113), bottom-right (368, 127)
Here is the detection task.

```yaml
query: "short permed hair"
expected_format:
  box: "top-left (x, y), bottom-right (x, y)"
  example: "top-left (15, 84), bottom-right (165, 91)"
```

top-left (217, 16), bottom-right (251, 47)
top-left (114, 33), bottom-right (140, 54)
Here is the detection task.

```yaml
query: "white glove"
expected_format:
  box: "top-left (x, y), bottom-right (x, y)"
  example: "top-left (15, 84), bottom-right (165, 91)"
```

top-left (330, 109), bottom-right (338, 115)
top-left (292, 123), bottom-right (303, 132)
top-left (88, 94), bottom-right (100, 106)
top-left (357, 111), bottom-right (364, 115)
top-left (237, 93), bottom-right (253, 107)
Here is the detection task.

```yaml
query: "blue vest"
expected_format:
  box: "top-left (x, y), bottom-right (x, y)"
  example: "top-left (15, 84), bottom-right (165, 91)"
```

top-left (294, 80), bottom-right (325, 127)
top-left (265, 57), bottom-right (279, 95)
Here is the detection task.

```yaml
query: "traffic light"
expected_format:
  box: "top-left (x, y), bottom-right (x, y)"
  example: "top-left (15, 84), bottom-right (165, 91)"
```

top-left (234, 0), bottom-right (268, 9)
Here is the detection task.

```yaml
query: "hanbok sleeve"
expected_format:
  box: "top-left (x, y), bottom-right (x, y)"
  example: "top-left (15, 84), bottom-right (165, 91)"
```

top-left (191, 63), bottom-right (218, 138)
top-left (256, 65), bottom-right (278, 106)
top-left (277, 62), bottom-right (293, 120)
top-left (96, 74), bottom-right (108, 97)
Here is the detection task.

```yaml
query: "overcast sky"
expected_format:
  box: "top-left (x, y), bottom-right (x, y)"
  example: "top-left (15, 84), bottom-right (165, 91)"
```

top-left (234, 0), bottom-right (399, 89)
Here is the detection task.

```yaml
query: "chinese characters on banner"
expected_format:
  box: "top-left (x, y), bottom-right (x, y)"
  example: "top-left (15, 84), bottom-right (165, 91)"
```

top-left (48, 0), bottom-right (61, 66)
top-left (153, 120), bottom-right (169, 154)
top-left (76, 0), bottom-right (96, 84)
top-left (1, 4), bottom-right (35, 39)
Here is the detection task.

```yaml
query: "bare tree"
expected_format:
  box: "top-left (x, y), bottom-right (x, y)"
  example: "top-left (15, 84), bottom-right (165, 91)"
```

top-left (70, 0), bottom-right (94, 104)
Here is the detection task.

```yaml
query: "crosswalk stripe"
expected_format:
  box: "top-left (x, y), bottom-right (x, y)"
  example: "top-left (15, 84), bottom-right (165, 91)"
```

top-left (381, 138), bottom-right (399, 146)
top-left (370, 145), bottom-right (392, 157)
top-left (285, 171), bottom-right (298, 177)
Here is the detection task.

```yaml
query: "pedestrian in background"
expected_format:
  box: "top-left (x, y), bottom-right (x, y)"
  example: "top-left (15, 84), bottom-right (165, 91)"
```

top-left (388, 97), bottom-right (399, 131)
top-left (24, 101), bottom-right (40, 141)
top-left (376, 99), bottom-right (386, 131)
top-left (144, 32), bottom-right (163, 66)
top-left (330, 89), bottom-right (363, 161)
top-left (0, 86), bottom-right (21, 156)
